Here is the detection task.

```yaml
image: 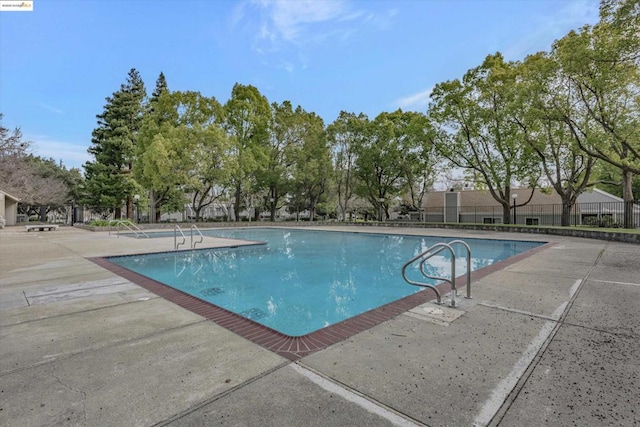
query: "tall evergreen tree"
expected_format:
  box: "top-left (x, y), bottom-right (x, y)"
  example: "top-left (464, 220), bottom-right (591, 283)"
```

top-left (83, 68), bottom-right (146, 219)
top-left (150, 71), bottom-right (168, 103)
top-left (138, 71), bottom-right (170, 222)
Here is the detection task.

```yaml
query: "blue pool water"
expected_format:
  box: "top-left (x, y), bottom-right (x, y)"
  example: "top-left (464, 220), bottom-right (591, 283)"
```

top-left (109, 228), bottom-right (543, 336)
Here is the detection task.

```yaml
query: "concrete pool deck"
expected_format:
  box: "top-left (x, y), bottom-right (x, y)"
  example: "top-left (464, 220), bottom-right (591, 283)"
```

top-left (0, 225), bottom-right (638, 426)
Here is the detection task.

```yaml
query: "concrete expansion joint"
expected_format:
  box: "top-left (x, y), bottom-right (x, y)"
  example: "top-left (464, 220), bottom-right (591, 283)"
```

top-left (292, 362), bottom-right (427, 427)
top-left (485, 245), bottom-right (606, 426)
top-left (475, 302), bottom-right (562, 323)
top-left (562, 321), bottom-right (639, 340)
top-left (2, 295), bottom-right (161, 327)
top-left (152, 361), bottom-right (292, 427)
top-left (0, 320), bottom-right (207, 378)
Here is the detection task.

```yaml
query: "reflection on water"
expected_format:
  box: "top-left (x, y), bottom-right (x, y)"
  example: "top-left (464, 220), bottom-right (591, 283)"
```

top-left (109, 229), bottom-right (542, 336)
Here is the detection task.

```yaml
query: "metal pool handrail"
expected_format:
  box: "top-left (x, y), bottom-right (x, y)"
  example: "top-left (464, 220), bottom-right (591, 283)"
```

top-left (447, 240), bottom-right (472, 299)
top-left (174, 225), bottom-right (186, 250)
top-left (190, 224), bottom-right (204, 249)
top-left (108, 219), bottom-right (149, 238)
top-left (401, 240), bottom-right (472, 307)
top-left (402, 243), bottom-right (453, 305)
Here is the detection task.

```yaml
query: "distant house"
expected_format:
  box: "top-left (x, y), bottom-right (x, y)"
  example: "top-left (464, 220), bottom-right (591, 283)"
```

top-left (420, 188), bottom-right (639, 227)
top-left (0, 189), bottom-right (20, 227)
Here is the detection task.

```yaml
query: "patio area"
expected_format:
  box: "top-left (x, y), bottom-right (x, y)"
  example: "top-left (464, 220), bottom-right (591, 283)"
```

top-left (1, 225), bottom-right (638, 426)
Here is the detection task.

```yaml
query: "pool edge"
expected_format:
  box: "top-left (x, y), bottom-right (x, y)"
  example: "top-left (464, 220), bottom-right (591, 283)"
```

top-left (88, 240), bottom-right (556, 361)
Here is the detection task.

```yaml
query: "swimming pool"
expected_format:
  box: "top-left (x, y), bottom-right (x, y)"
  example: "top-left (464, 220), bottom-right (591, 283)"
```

top-left (107, 228), bottom-right (543, 336)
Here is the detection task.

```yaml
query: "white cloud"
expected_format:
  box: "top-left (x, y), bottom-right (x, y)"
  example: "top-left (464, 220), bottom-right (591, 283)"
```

top-left (262, 0), bottom-right (355, 43)
top-left (39, 102), bottom-right (64, 114)
top-left (394, 87), bottom-right (433, 112)
top-left (234, 0), bottom-right (397, 72)
top-left (229, 2), bottom-right (247, 28)
top-left (29, 135), bottom-right (90, 170)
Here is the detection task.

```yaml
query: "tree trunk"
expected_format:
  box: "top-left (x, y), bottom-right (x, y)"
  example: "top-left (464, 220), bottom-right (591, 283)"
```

top-left (270, 201), bottom-right (276, 221)
top-left (40, 206), bottom-right (47, 222)
top-left (126, 197), bottom-right (133, 220)
top-left (503, 203), bottom-right (511, 225)
top-left (234, 184), bottom-right (241, 222)
top-left (149, 189), bottom-right (155, 224)
top-left (622, 170), bottom-right (634, 229)
top-left (309, 198), bottom-right (316, 221)
top-left (561, 198), bottom-right (572, 227)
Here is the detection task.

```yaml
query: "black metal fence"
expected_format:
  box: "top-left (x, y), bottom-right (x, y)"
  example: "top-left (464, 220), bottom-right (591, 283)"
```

top-left (420, 201), bottom-right (639, 228)
top-left (24, 201), bottom-right (640, 229)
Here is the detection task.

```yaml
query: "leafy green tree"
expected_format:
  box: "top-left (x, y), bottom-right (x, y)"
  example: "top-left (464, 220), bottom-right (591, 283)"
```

top-left (384, 110), bottom-right (438, 213)
top-left (177, 92), bottom-right (229, 222)
top-left (261, 101), bottom-right (300, 221)
top-left (137, 90), bottom-right (228, 222)
top-left (353, 111), bottom-right (415, 220)
top-left (327, 111), bottom-right (366, 220)
top-left (84, 68), bottom-right (146, 219)
top-left (514, 53), bottom-right (599, 226)
top-left (223, 84), bottom-right (270, 221)
top-left (553, 0), bottom-right (639, 227)
top-left (428, 53), bottom-right (540, 224)
top-left (291, 109), bottom-right (331, 221)
top-left (595, 161), bottom-right (640, 200)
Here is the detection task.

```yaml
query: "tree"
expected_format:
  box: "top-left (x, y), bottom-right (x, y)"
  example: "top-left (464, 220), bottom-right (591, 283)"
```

top-left (0, 115), bottom-right (78, 221)
top-left (385, 110), bottom-right (439, 213)
top-left (595, 161), bottom-right (640, 200)
top-left (514, 53), bottom-right (599, 226)
top-left (291, 109), bottom-right (331, 221)
top-left (428, 53), bottom-right (541, 224)
top-left (21, 157), bottom-right (78, 221)
top-left (327, 112), bottom-right (366, 221)
top-left (262, 101), bottom-right (300, 221)
top-left (553, 0), bottom-right (639, 227)
top-left (150, 72), bottom-right (168, 106)
top-left (353, 111), bottom-right (414, 220)
top-left (134, 72), bottom-right (184, 222)
top-left (223, 84), bottom-right (270, 221)
top-left (84, 68), bottom-right (146, 219)
top-left (137, 90), bottom-right (229, 222)
top-left (0, 113), bottom-right (32, 194)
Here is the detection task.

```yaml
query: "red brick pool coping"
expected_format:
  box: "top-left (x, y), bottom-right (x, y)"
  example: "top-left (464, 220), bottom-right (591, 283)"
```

top-left (89, 240), bottom-right (555, 361)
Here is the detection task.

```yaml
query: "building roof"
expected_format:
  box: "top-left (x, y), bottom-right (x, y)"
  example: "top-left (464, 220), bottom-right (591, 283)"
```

top-left (577, 188), bottom-right (623, 203)
top-left (0, 189), bottom-right (20, 202)
top-left (423, 188), bottom-right (561, 211)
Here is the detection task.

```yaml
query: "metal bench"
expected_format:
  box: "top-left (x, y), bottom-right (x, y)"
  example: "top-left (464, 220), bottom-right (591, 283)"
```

top-left (25, 224), bottom-right (59, 232)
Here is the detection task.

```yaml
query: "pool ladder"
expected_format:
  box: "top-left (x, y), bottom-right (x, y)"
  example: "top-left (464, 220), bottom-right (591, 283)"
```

top-left (108, 220), bottom-right (149, 238)
top-left (174, 224), bottom-right (204, 250)
top-left (401, 240), bottom-right (472, 307)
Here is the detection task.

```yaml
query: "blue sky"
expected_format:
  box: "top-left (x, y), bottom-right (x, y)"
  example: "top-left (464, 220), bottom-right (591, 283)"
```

top-left (0, 0), bottom-right (600, 171)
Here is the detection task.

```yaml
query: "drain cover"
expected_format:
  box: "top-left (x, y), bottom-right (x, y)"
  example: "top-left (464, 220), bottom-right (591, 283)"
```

top-left (200, 287), bottom-right (224, 296)
top-left (240, 307), bottom-right (267, 320)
